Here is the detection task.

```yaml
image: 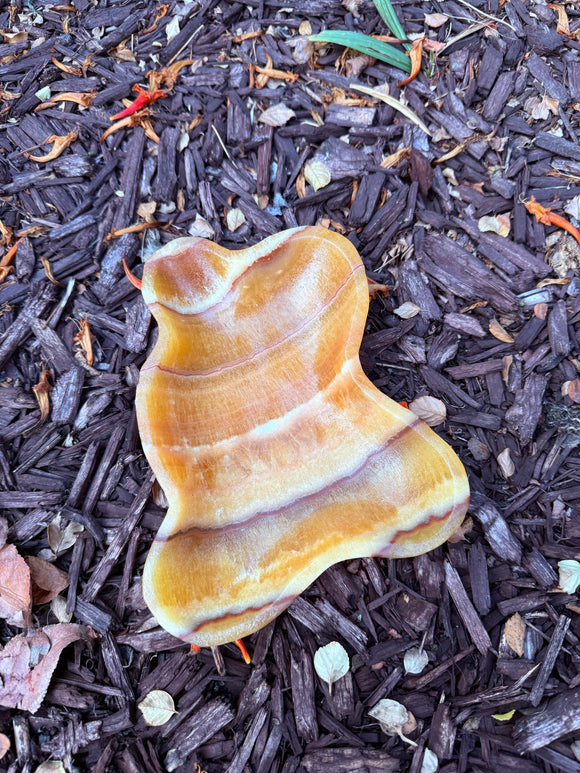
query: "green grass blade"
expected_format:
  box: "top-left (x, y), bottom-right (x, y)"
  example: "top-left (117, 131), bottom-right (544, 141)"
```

top-left (310, 30), bottom-right (411, 73)
top-left (373, 0), bottom-right (409, 47)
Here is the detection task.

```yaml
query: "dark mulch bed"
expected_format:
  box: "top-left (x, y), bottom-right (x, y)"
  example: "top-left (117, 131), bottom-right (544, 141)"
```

top-left (2, 0), bottom-right (580, 770)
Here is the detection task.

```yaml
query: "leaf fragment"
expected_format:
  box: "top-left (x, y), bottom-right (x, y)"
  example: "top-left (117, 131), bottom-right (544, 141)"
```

top-left (424, 13), bottom-right (448, 28)
top-left (394, 301), bottom-right (421, 319)
top-left (558, 559), bottom-right (580, 594)
top-left (32, 370), bottom-right (52, 425)
top-left (0, 542), bottom-right (31, 628)
top-left (313, 641), bottom-right (349, 693)
top-left (304, 160), bottom-right (331, 191)
top-left (258, 103), bottom-right (296, 127)
top-left (489, 317), bottom-right (514, 343)
top-left (403, 646), bottom-right (428, 674)
top-left (504, 613), bottom-right (525, 657)
top-left (492, 709), bottom-right (516, 721)
top-left (47, 516), bottom-right (84, 555)
top-left (350, 84), bottom-right (431, 136)
top-left (496, 447), bottom-right (515, 479)
top-left (26, 556), bottom-right (69, 605)
top-left (226, 208), bottom-right (246, 232)
top-left (138, 689), bottom-right (176, 726)
top-left (408, 396), bottom-right (446, 427)
top-left (478, 213), bottom-right (510, 237)
top-left (421, 748), bottom-right (439, 773)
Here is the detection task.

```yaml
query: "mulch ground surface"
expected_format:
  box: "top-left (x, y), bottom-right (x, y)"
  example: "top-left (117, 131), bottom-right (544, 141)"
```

top-left (1, 0), bottom-right (580, 770)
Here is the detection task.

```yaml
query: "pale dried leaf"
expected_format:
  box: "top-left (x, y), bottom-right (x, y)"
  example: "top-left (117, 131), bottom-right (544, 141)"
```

top-left (421, 748), bottom-right (439, 773)
top-left (558, 559), bottom-right (580, 594)
top-left (0, 732), bottom-right (9, 760)
top-left (47, 516), bottom-right (84, 555)
top-left (424, 12), bottom-right (448, 27)
top-left (34, 762), bottom-right (66, 773)
top-left (138, 689), bottom-right (176, 726)
top-left (489, 317), bottom-right (514, 343)
top-left (369, 699), bottom-right (418, 746)
top-left (188, 214), bottom-right (214, 239)
top-left (478, 214), bottom-right (510, 237)
top-left (394, 301), bottom-right (421, 319)
top-left (350, 84), bottom-right (432, 136)
top-left (468, 437), bottom-right (490, 461)
top-left (50, 595), bottom-right (72, 623)
top-left (26, 556), bottom-right (69, 605)
top-left (313, 641), bottom-right (349, 693)
top-left (403, 646), bottom-right (428, 675)
top-left (226, 208), bottom-right (246, 232)
top-left (564, 195), bottom-right (580, 221)
top-left (572, 740), bottom-right (580, 762)
top-left (409, 396), bottom-right (446, 427)
top-left (299, 20), bottom-right (312, 35)
top-left (0, 624), bottom-right (87, 713)
top-left (165, 15), bottom-right (180, 41)
top-left (304, 160), bottom-right (331, 191)
top-left (34, 86), bottom-right (51, 102)
top-left (497, 447), bottom-right (515, 479)
top-left (0, 543), bottom-right (31, 628)
top-left (504, 613), bottom-right (525, 657)
top-left (137, 201), bottom-right (157, 222)
top-left (524, 95), bottom-right (559, 120)
top-left (258, 103), bottom-right (296, 127)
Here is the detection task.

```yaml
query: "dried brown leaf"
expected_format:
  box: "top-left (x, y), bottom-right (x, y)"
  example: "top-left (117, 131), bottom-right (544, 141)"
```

top-left (26, 557), bottom-right (69, 605)
top-left (32, 370), bottom-right (51, 425)
top-left (0, 624), bottom-right (88, 713)
top-left (504, 613), bottom-right (525, 656)
top-left (497, 447), bottom-right (515, 478)
top-left (489, 317), bottom-right (514, 343)
top-left (26, 132), bottom-right (77, 163)
top-left (0, 543), bottom-right (31, 628)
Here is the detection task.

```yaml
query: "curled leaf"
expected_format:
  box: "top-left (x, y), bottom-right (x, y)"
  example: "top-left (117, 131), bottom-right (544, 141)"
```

top-left (397, 37), bottom-right (424, 87)
top-left (26, 131), bottom-right (77, 163)
top-left (369, 698), bottom-right (418, 746)
top-left (496, 447), bottom-right (515, 479)
top-left (138, 689), bottom-right (176, 726)
top-left (32, 370), bottom-right (52, 424)
top-left (558, 559), bottom-right (580, 594)
top-left (313, 641), bottom-right (349, 693)
top-left (489, 317), bottom-right (514, 343)
top-left (492, 709), bottom-right (516, 721)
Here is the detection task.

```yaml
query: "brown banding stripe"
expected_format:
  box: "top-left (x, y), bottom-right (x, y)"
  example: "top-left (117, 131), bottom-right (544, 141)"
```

top-left (143, 262), bottom-right (364, 377)
top-left (145, 228), bottom-right (349, 319)
top-left (374, 495), bottom-right (471, 557)
top-left (154, 417), bottom-right (422, 542)
top-left (191, 594), bottom-right (297, 634)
